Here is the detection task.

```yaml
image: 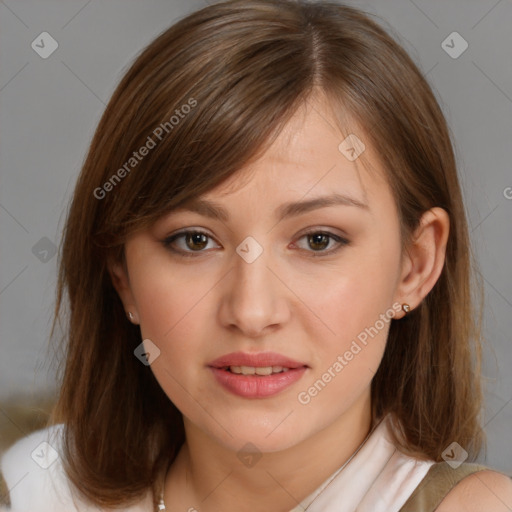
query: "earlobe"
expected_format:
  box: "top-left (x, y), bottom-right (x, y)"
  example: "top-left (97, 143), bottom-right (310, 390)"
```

top-left (396, 207), bottom-right (450, 314)
top-left (107, 256), bottom-right (140, 324)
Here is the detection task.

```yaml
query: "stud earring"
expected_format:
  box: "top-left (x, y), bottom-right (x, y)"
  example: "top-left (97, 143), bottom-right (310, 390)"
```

top-left (127, 311), bottom-right (134, 322)
top-left (402, 303), bottom-right (411, 315)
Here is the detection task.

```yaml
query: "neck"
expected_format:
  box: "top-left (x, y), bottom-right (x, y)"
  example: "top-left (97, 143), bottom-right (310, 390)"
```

top-left (164, 390), bottom-right (373, 512)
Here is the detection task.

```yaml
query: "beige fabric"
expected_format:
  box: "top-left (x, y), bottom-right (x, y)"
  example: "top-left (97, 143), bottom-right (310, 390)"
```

top-left (398, 462), bottom-right (490, 512)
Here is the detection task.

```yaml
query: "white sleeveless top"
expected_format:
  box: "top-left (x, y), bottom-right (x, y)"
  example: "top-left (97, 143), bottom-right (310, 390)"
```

top-left (0, 414), bottom-right (434, 512)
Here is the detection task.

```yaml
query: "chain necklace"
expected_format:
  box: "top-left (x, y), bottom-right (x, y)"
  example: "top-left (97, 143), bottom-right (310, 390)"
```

top-left (156, 417), bottom-right (382, 511)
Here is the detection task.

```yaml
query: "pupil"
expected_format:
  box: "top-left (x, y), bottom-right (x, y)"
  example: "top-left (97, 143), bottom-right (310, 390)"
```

top-left (309, 233), bottom-right (328, 251)
top-left (187, 233), bottom-right (208, 250)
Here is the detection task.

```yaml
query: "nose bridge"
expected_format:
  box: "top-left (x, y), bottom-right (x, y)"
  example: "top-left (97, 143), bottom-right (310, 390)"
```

top-left (233, 234), bottom-right (272, 288)
top-left (234, 244), bottom-right (271, 295)
top-left (219, 237), bottom-right (289, 335)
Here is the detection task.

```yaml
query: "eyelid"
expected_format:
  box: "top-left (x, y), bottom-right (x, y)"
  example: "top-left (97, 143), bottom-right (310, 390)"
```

top-left (162, 228), bottom-right (219, 257)
top-left (164, 227), bottom-right (215, 240)
top-left (162, 227), bottom-right (350, 258)
top-left (292, 228), bottom-right (350, 256)
top-left (299, 226), bottom-right (349, 240)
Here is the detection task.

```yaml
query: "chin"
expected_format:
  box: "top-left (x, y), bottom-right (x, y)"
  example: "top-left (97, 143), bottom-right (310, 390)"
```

top-left (204, 416), bottom-right (314, 454)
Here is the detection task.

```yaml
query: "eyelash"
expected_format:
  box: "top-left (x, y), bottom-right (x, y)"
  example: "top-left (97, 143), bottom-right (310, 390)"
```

top-left (162, 229), bottom-right (350, 258)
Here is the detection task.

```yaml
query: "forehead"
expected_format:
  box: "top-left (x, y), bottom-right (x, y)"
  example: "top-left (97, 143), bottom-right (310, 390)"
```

top-left (208, 94), bottom-right (392, 213)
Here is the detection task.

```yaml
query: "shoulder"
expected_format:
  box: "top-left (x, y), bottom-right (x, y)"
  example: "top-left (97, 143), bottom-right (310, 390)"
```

top-left (1, 424), bottom-right (154, 512)
top-left (0, 423), bottom-right (75, 511)
top-left (1, 422), bottom-right (64, 479)
top-left (436, 469), bottom-right (512, 511)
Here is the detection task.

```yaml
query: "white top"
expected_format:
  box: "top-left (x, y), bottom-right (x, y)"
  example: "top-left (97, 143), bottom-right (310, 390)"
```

top-left (0, 414), bottom-right (434, 512)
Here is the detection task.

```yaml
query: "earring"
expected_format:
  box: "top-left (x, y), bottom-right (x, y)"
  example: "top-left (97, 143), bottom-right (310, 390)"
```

top-left (402, 303), bottom-right (411, 315)
top-left (127, 311), bottom-right (134, 322)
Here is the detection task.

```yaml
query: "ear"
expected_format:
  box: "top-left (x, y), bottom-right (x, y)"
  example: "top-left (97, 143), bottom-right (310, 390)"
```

top-left (394, 207), bottom-right (450, 316)
top-left (107, 254), bottom-right (140, 324)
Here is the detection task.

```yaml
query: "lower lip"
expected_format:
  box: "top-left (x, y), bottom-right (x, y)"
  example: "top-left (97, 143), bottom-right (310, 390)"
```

top-left (209, 367), bottom-right (307, 398)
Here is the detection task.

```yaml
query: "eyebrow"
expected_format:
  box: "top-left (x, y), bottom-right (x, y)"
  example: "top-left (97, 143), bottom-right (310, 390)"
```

top-left (175, 193), bottom-right (369, 222)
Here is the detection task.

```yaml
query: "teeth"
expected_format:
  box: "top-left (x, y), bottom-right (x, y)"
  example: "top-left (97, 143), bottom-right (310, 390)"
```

top-left (228, 365), bottom-right (290, 375)
top-left (254, 366), bottom-right (272, 376)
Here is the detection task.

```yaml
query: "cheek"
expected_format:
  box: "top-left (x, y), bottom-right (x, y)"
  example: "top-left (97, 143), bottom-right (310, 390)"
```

top-left (294, 239), bottom-right (399, 402)
top-left (130, 248), bottom-right (216, 347)
top-left (128, 254), bottom-right (220, 407)
top-left (301, 243), bottom-right (399, 346)
top-left (295, 292), bottom-right (390, 421)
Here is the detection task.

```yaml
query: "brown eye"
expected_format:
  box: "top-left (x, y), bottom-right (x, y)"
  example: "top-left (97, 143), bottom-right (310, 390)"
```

top-left (163, 230), bottom-right (219, 256)
top-left (294, 230), bottom-right (350, 257)
top-left (185, 232), bottom-right (209, 251)
top-left (307, 233), bottom-right (330, 251)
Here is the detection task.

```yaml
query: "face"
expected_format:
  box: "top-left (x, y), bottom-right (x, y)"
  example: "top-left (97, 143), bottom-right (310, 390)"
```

top-left (115, 96), bottom-right (406, 453)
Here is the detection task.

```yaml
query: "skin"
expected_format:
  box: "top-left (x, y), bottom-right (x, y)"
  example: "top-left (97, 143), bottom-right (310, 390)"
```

top-left (110, 93), bottom-right (469, 511)
top-left (438, 470), bottom-right (512, 511)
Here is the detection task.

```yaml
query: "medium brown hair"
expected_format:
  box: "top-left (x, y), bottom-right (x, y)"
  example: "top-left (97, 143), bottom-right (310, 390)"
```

top-left (48, 0), bottom-right (483, 507)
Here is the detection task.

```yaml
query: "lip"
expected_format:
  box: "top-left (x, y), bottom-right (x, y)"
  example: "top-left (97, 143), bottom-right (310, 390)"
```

top-left (207, 351), bottom-right (307, 369)
top-left (207, 351), bottom-right (309, 399)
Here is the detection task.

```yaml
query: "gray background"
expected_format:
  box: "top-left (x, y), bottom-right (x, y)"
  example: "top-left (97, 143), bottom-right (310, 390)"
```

top-left (1, 0), bottom-right (511, 473)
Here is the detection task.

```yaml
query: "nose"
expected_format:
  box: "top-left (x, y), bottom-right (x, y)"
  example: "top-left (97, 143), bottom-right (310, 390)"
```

top-left (218, 243), bottom-right (290, 338)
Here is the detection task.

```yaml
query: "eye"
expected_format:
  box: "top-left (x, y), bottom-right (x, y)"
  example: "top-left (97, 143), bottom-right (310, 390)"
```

top-left (162, 228), bottom-right (349, 258)
top-left (294, 230), bottom-right (349, 256)
top-left (162, 229), bottom-right (219, 256)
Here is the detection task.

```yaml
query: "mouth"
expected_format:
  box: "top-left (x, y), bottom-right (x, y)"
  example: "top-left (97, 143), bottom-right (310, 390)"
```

top-left (220, 365), bottom-right (294, 375)
top-left (207, 352), bottom-right (309, 398)
top-left (207, 350), bottom-right (308, 370)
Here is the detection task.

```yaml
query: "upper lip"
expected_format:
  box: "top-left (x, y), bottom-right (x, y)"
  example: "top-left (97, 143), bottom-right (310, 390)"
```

top-left (208, 351), bottom-right (308, 369)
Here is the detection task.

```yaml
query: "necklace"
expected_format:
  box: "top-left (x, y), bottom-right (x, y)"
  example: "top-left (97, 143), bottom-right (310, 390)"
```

top-left (156, 417), bottom-right (382, 511)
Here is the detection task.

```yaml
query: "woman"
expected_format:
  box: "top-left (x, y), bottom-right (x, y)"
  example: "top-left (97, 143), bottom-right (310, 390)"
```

top-left (2, 1), bottom-right (511, 510)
